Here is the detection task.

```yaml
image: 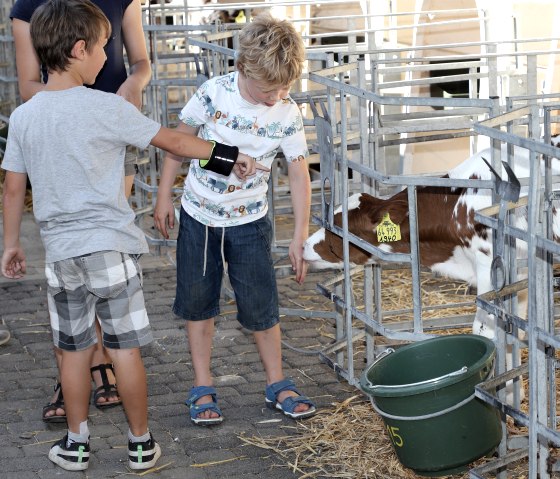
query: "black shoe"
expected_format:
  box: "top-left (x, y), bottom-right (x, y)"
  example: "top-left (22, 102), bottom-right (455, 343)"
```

top-left (48, 434), bottom-right (90, 471)
top-left (128, 433), bottom-right (161, 470)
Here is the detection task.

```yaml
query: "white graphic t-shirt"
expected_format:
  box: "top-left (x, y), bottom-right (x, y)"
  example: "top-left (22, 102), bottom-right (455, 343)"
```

top-left (179, 71), bottom-right (308, 227)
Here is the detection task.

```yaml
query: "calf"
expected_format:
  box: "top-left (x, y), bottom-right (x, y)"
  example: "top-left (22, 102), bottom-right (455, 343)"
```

top-left (303, 145), bottom-right (560, 402)
top-left (303, 185), bottom-right (488, 287)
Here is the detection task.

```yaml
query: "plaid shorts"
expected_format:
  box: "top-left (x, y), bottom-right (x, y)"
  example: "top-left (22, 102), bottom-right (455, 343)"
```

top-left (45, 251), bottom-right (153, 351)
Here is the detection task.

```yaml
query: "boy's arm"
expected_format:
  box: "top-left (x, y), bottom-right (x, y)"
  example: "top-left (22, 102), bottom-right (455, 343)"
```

top-left (153, 155), bottom-right (182, 239)
top-left (151, 124), bottom-right (213, 160)
top-left (287, 159), bottom-right (311, 285)
top-left (152, 124), bottom-right (196, 239)
top-left (151, 125), bottom-right (257, 176)
top-left (151, 125), bottom-right (267, 178)
top-left (1, 171), bottom-right (28, 278)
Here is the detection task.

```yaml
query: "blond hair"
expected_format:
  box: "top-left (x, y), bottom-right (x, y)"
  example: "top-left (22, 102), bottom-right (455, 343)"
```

top-left (236, 13), bottom-right (305, 87)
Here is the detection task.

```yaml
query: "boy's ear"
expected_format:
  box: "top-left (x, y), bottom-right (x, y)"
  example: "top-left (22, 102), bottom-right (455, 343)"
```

top-left (71, 39), bottom-right (87, 59)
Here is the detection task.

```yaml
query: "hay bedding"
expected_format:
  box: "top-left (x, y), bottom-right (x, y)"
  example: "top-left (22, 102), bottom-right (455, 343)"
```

top-left (239, 395), bottom-right (413, 479)
top-left (239, 395), bottom-right (535, 479)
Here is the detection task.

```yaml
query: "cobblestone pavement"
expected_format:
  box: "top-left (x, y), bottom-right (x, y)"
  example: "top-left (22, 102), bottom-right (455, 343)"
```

top-left (0, 214), bottom-right (357, 478)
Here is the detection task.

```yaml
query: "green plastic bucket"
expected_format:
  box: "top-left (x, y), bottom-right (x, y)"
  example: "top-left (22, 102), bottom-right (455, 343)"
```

top-left (360, 334), bottom-right (502, 477)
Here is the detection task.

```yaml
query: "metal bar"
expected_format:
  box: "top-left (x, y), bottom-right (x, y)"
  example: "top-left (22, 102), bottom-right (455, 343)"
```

top-left (379, 71), bottom-right (488, 89)
top-left (309, 71), bottom-right (495, 108)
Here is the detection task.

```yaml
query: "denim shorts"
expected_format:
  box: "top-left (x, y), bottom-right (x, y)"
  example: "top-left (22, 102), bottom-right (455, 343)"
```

top-left (173, 208), bottom-right (279, 331)
top-left (45, 250), bottom-right (153, 351)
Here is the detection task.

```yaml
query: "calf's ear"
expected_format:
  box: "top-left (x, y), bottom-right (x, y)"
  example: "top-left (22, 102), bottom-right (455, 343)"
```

top-left (368, 199), bottom-right (409, 227)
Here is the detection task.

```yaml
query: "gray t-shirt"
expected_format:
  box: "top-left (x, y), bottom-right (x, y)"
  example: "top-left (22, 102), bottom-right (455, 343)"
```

top-left (2, 87), bottom-right (161, 262)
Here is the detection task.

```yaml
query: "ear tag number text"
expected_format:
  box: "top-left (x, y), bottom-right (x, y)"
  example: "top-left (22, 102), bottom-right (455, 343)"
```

top-left (377, 213), bottom-right (401, 243)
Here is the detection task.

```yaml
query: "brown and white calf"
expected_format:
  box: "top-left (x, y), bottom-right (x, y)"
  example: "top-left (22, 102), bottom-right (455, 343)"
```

top-left (303, 145), bottom-right (560, 338)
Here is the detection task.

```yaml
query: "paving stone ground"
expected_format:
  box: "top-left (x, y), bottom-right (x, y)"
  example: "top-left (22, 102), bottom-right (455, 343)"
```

top-left (0, 213), bottom-right (357, 478)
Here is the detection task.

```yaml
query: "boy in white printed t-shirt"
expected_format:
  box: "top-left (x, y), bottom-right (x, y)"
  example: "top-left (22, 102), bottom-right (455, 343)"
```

top-left (1, 0), bottom-right (256, 471)
top-left (154, 12), bottom-right (317, 426)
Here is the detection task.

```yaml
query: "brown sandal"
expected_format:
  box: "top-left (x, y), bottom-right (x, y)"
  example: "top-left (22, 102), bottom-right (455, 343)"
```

top-left (90, 363), bottom-right (121, 410)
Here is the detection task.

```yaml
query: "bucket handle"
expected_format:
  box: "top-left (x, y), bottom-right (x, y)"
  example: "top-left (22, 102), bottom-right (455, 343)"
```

top-left (364, 358), bottom-right (468, 391)
top-left (369, 392), bottom-right (476, 421)
top-left (370, 347), bottom-right (395, 366)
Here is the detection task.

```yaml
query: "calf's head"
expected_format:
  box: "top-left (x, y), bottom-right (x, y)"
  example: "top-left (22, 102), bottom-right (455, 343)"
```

top-left (303, 192), bottom-right (410, 269)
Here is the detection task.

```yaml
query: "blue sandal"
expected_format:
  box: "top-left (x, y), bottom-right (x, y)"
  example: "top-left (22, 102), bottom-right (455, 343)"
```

top-left (265, 378), bottom-right (317, 419)
top-left (185, 386), bottom-right (223, 426)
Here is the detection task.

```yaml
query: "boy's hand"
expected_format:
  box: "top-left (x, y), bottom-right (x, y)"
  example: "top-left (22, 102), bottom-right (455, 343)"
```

top-left (153, 195), bottom-right (176, 240)
top-left (1, 247), bottom-right (27, 279)
top-left (289, 238), bottom-right (308, 285)
top-left (233, 153), bottom-right (271, 180)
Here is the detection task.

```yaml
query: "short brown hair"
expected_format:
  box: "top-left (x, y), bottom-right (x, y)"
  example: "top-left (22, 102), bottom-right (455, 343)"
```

top-left (30, 0), bottom-right (111, 73)
top-left (235, 13), bottom-right (305, 87)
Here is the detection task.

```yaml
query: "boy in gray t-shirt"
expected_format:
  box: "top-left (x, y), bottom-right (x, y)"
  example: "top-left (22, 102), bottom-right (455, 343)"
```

top-left (1, 0), bottom-right (259, 472)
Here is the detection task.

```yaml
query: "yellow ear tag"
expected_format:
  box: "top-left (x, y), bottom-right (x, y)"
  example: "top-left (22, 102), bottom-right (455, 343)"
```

top-left (376, 213), bottom-right (401, 243)
top-left (235, 10), bottom-right (246, 23)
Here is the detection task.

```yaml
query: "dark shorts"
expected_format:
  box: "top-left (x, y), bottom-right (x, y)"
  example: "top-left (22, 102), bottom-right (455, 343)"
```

top-left (173, 208), bottom-right (279, 331)
top-left (45, 251), bottom-right (153, 351)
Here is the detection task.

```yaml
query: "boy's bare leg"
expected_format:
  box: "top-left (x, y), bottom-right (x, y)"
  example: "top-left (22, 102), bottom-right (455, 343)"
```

top-left (60, 348), bottom-right (94, 432)
top-left (186, 318), bottom-right (219, 420)
top-left (253, 324), bottom-right (311, 414)
top-left (105, 348), bottom-right (148, 436)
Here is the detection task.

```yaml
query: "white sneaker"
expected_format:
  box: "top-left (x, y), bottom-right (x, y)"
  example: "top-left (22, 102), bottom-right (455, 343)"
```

top-left (128, 433), bottom-right (161, 470)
